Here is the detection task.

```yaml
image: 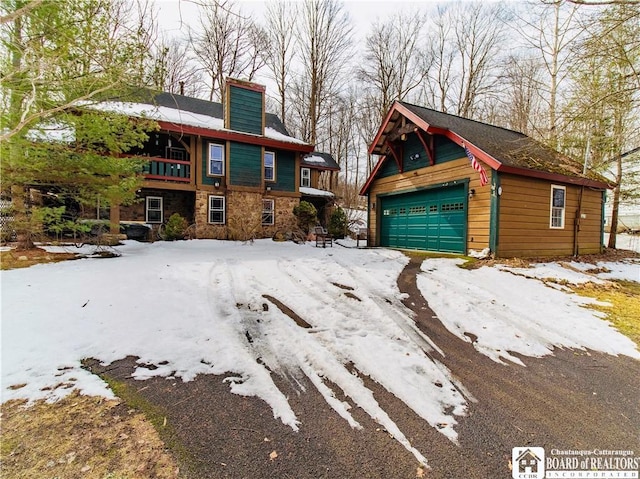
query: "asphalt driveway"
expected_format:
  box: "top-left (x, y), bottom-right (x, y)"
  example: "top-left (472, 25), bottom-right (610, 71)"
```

top-left (86, 254), bottom-right (640, 478)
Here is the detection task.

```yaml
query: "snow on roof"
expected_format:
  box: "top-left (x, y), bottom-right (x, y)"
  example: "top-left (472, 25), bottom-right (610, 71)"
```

top-left (303, 155), bottom-right (327, 163)
top-left (84, 101), bottom-right (308, 145)
top-left (90, 101), bottom-right (224, 130)
top-left (25, 122), bottom-right (75, 142)
top-left (300, 187), bottom-right (335, 197)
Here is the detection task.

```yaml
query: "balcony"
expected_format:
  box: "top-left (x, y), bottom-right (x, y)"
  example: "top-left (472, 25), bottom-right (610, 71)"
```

top-left (143, 147), bottom-right (191, 183)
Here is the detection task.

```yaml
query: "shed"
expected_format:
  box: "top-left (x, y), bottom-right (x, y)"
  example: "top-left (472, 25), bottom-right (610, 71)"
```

top-left (360, 101), bottom-right (610, 258)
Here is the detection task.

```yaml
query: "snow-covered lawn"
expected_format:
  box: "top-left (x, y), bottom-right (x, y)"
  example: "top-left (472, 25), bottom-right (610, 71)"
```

top-left (1, 239), bottom-right (638, 465)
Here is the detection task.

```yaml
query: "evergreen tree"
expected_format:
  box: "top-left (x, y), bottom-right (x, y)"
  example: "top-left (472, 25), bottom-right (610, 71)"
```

top-left (1, 0), bottom-right (158, 248)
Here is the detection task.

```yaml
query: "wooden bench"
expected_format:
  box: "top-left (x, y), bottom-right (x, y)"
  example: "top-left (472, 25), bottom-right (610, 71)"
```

top-left (314, 226), bottom-right (333, 248)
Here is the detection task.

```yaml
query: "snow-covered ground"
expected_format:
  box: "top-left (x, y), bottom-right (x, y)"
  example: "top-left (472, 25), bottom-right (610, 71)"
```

top-left (1, 239), bottom-right (638, 465)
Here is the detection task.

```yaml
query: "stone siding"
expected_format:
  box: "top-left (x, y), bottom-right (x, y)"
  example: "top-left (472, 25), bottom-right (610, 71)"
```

top-left (194, 190), bottom-right (299, 240)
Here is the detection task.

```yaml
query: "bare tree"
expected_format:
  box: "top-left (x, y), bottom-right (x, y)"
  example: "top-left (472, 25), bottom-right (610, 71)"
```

top-left (493, 54), bottom-right (546, 136)
top-left (147, 37), bottom-right (205, 97)
top-left (357, 11), bottom-right (430, 120)
top-left (263, 1), bottom-right (297, 127)
top-left (189, 0), bottom-right (267, 102)
top-left (561, 3), bottom-right (640, 247)
top-left (511, 0), bottom-right (584, 147)
top-left (421, 2), bottom-right (506, 119)
top-left (292, 0), bottom-right (353, 145)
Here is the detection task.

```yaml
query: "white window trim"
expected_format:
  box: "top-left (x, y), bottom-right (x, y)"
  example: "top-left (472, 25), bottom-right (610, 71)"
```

top-left (262, 199), bottom-right (275, 226)
top-left (208, 143), bottom-right (225, 176)
top-left (550, 185), bottom-right (566, 229)
top-left (301, 167), bottom-right (311, 188)
top-left (145, 196), bottom-right (163, 223)
top-left (208, 195), bottom-right (226, 224)
top-left (264, 151), bottom-right (276, 182)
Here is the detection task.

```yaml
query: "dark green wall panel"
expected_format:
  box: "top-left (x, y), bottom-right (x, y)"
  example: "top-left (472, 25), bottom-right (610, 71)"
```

top-left (230, 142), bottom-right (262, 187)
top-left (272, 150), bottom-right (296, 192)
top-left (434, 135), bottom-right (465, 164)
top-left (229, 86), bottom-right (263, 135)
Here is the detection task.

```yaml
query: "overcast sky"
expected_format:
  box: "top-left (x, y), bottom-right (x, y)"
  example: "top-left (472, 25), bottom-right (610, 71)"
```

top-left (153, 0), bottom-right (467, 44)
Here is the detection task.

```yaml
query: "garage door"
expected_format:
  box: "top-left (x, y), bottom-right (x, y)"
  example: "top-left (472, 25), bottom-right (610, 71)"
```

top-left (380, 185), bottom-right (466, 253)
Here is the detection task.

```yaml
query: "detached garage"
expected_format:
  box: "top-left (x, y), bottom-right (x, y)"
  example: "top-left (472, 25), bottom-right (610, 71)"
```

top-left (360, 101), bottom-right (610, 258)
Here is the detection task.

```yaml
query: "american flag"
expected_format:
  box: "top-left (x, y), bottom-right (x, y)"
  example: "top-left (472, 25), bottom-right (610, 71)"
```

top-left (464, 144), bottom-right (489, 186)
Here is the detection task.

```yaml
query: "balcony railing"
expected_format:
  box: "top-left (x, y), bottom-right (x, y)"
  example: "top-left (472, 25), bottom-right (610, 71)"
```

top-left (143, 157), bottom-right (191, 183)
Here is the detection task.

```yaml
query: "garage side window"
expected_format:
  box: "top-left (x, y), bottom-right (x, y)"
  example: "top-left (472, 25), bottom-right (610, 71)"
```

top-left (146, 196), bottom-right (163, 223)
top-left (208, 195), bottom-right (225, 224)
top-left (550, 185), bottom-right (566, 229)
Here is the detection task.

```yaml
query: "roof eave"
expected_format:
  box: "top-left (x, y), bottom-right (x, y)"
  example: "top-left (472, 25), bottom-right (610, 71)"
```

top-left (497, 164), bottom-right (610, 189)
top-left (157, 120), bottom-right (314, 152)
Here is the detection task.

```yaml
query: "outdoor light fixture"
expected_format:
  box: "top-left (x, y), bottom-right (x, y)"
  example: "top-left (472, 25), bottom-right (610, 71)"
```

top-left (266, 185), bottom-right (272, 192)
top-left (214, 180), bottom-right (220, 188)
top-left (410, 153), bottom-right (420, 161)
top-left (469, 188), bottom-right (476, 199)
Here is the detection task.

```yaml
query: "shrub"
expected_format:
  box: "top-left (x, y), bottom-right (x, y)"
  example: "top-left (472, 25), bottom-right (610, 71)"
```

top-left (328, 207), bottom-right (347, 239)
top-left (293, 201), bottom-right (317, 233)
top-left (164, 213), bottom-right (188, 240)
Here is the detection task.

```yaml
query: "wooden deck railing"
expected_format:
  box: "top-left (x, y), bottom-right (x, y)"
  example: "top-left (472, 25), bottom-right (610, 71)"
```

top-left (143, 157), bottom-right (191, 183)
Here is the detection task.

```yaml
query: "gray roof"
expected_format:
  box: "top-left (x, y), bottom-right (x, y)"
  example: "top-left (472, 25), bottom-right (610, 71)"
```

top-left (150, 92), bottom-right (291, 137)
top-left (398, 102), bottom-right (601, 181)
top-left (301, 151), bottom-right (340, 171)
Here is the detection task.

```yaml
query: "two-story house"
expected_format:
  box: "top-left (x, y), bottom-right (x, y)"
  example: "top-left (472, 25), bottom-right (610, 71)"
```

top-left (103, 78), bottom-right (335, 240)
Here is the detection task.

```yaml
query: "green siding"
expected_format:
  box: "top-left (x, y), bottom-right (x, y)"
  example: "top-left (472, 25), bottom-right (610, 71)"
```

top-left (379, 156), bottom-right (400, 177)
top-left (403, 133), bottom-right (429, 172)
top-left (434, 135), bottom-right (465, 164)
top-left (229, 86), bottom-right (263, 135)
top-left (230, 142), bottom-right (262, 187)
top-left (272, 150), bottom-right (296, 192)
top-left (377, 133), bottom-right (463, 179)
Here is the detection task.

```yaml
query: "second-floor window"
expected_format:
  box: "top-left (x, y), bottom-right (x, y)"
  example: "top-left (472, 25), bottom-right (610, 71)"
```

top-left (301, 167), bottom-right (311, 188)
top-left (264, 151), bottom-right (275, 181)
top-left (209, 143), bottom-right (225, 176)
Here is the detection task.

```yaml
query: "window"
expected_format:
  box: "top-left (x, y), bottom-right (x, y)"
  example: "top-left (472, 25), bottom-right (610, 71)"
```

top-left (301, 167), bottom-right (311, 187)
top-left (208, 143), bottom-right (225, 176)
top-left (146, 196), bottom-right (163, 223)
top-left (208, 195), bottom-right (225, 224)
top-left (441, 202), bottom-right (464, 211)
top-left (264, 151), bottom-right (275, 181)
top-left (550, 185), bottom-right (566, 229)
top-left (262, 199), bottom-right (274, 225)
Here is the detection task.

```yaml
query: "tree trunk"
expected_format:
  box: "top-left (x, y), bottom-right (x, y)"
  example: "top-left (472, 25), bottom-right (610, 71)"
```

top-left (607, 155), bottom-right (623, 249)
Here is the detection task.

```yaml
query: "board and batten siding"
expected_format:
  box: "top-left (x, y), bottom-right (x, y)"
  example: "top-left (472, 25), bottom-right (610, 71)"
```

top-left (496, 174), bottom-right (604, 257)
top-left (367, 157), bottom-right (492, 253)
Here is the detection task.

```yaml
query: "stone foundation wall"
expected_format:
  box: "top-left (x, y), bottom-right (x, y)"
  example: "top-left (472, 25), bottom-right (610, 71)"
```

top-left (194, 190), bottom-right (299, 240)
top-left (120, 189), bottom-right (195, 223)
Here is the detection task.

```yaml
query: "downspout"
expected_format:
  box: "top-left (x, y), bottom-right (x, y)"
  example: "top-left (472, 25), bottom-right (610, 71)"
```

top-left (489, 172), bottom-right (501, 256)
top-left (573, 184), bottom-right (584, 257)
